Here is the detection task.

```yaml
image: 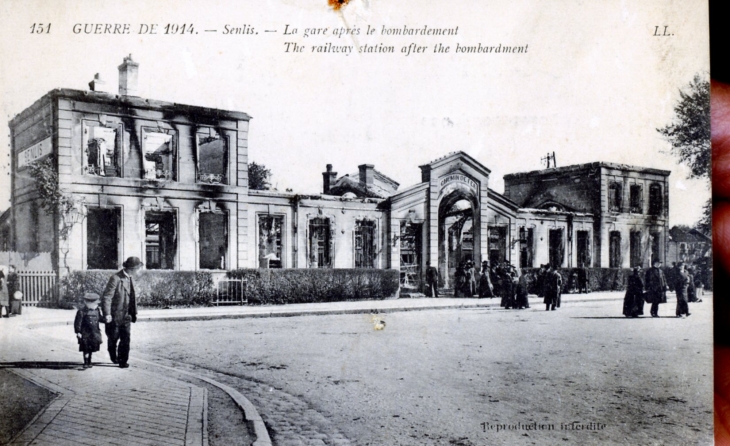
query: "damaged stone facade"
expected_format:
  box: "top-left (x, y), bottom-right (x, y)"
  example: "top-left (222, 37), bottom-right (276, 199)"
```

top-left (7, 57), bottom-right (670, 291)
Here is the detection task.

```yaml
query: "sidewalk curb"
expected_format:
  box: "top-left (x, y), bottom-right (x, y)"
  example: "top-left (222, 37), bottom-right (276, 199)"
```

top-left (25, 296), bottom-right (623, 328)
top-left (133, 357), bottom-right (272, 446)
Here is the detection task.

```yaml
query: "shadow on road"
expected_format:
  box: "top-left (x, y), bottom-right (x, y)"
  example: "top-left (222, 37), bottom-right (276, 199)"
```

top-left (0, 361), bottom-right (88, 370)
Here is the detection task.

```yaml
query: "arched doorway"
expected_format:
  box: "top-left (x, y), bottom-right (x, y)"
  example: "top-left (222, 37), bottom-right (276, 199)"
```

top-left (438, 190), bottom-right (478, 289)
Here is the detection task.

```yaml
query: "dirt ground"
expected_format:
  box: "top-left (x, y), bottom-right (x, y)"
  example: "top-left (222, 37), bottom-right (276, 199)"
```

top-left (116, 294), bottom-right (713, 446)
top-left (0, 369), bottom-right (58, 444)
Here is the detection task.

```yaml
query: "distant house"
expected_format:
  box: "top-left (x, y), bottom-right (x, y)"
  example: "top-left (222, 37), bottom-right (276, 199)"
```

top-left (667, 226), bottom-right (711, 264)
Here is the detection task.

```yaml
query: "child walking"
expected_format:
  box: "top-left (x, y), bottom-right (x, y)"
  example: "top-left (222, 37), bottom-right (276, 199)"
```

top-left (74, 293), bottom-right (103, 368)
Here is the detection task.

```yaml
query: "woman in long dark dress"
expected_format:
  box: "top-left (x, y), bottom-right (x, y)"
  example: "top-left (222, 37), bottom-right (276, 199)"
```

top-left (623, 267), bottom-right (645, 318)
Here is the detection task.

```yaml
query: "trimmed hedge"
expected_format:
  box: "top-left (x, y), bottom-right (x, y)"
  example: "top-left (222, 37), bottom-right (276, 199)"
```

top-left (59, 270), bottom-right (215, 309)
top-left (227, 268), bottom-right (400, 305)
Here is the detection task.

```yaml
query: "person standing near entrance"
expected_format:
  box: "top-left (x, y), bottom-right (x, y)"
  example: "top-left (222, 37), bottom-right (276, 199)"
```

top-left (479, 261), bottom-right (494, 297)
top-left (543, 265), bottom-right (562, 311)
top-left (425, 262), bottom-right (439, 298)
top-left (101, 257), bottom-right (142, 368)
top-left (645, 259), bottom-right (668, 318)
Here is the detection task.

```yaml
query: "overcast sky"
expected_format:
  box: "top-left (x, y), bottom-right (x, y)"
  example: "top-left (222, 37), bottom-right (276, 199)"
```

top-left (0, 0), bottom-right (710, 225)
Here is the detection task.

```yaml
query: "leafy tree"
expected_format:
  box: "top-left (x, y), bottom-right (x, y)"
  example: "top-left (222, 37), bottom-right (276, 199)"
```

top-left (657, 73), bottom-right (711, 233)
top-left (657, 74), bottom-right (710, 178)
top-left (248, 161), bottom-right (272, 190)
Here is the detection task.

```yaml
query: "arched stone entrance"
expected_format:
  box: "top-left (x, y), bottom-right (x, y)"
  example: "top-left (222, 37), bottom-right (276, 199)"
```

top-left (438, 188), bottom-right (479, 288)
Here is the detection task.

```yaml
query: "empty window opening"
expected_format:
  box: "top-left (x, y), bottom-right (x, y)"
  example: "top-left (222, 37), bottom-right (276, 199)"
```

top-left (87, 208), bottom-right (120, 269)
top-left (576, 230), bottom-right (590, 268)
top-left (199, 212), bottom-right (227, 270)
top-left (258, 215), bottom-right (283, 268)
top-left (519, 227), bottom-right (534, 268)
top-left (197, 128), bottom-right (228, 184)
top-left (548, 228), bottom-right (564, 268)
top-left (83, 122), bottom-right (121, 177)
top-left (308, 217), bottom-right (332, 268)
top-left (488, 226), bottom-right (507, 265)
top-left (355, 220), bottom-right (377, 268)
top-left (629, 185), bottom-right (643, 214)
top-left (145, 212), bottom-right (177, 270)
top-left (143, 130), bottom-right (175, 180)
top-left (400, 221), bottom-right (423, 288)
top-left (649, 183), bottom-right (663, 216)
top-left (608, 182), bottom-right (622, 212)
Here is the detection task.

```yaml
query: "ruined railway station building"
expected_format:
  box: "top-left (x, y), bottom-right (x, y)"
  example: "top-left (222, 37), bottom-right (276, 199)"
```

top-left (7, 57), bottom-right (670, 291)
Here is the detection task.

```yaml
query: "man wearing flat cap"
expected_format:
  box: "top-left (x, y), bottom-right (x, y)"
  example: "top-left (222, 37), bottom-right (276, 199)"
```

top-left (101, 256), bottom-right (143, 368)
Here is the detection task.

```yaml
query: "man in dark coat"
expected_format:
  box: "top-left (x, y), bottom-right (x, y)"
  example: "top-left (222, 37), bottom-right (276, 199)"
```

top-left (425, 262), bottom-right (439, 298)
top-left (674, 262), bottom-right (691, 318)
top-left (543, 266), bottom-right (562, 311)
top-left (645, 259), bottom-right (668, 318)
top-left (102, 256), bottom-right (142, 368)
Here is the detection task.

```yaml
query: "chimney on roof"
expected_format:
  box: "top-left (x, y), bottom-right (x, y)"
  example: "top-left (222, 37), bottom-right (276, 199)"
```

top-left (322, 164), bottom-right (338, 194)
top-left (88, 73), bottom-right (110, 93)
top-left (118, 54), bottom-right (139, 96)
top-left (358, 164), bottom-right (374, 187)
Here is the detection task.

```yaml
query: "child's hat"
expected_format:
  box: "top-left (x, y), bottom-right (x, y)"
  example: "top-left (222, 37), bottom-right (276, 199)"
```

top-left (83, 293), bottom-right (100, 302)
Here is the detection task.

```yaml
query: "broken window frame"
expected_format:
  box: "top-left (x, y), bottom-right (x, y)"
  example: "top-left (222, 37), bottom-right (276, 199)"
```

top-left (145, 211), bottom-right (177, 270)
top-left (608, 182), bottom-right (623, 213)
top-left (629, 184), bottom-right (643, 214)
top-left (196, 127), bottom-right (229, 185)
top-left (648, 183), bottom-right (663, 216)
top-left (354, 219), bottom-right (377, 268)
top-left (82, 120), bottom-right (123, 177)
top-left (257, 214), bottom-right (284, 268)
top-left (308, 217), bottom-right (333, 268)
top-left (399, 221), bottom-right (423, 287)
top-left (198, 210), bottom-right (228, 270)
top-left (86, 207), bottom-right (121, 270)
top-left (141, 126), bottom-right (177, 181)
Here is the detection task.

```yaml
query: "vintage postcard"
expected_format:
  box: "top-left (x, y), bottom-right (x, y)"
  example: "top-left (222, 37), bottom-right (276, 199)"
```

top-left (0, 1), bottom-right (711, 445)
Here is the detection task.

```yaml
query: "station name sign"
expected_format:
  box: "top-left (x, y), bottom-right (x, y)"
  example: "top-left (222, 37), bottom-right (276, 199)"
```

top-left (439, 173), bottom-right (478, 191)
top-left (18, 137), bottom-right (52, 169)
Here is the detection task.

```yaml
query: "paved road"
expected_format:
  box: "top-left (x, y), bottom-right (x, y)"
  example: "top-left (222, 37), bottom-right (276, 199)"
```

top-left (32, 292), bottom-right (710, 446)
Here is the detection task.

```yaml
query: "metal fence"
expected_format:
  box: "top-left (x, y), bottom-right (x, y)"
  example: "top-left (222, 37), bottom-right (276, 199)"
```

top-left (17, 271), bottom-right (57, 307)
top-left (214, 279), bottom-right (247, 305)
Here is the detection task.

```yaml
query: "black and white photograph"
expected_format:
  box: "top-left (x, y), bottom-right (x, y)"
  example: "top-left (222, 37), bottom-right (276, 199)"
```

top-left (0, 1), bottom-right (713, 445)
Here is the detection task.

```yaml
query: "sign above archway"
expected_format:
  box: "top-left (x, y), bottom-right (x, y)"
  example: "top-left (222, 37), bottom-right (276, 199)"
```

top-left (438, 172), bottom-right (479, 200)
